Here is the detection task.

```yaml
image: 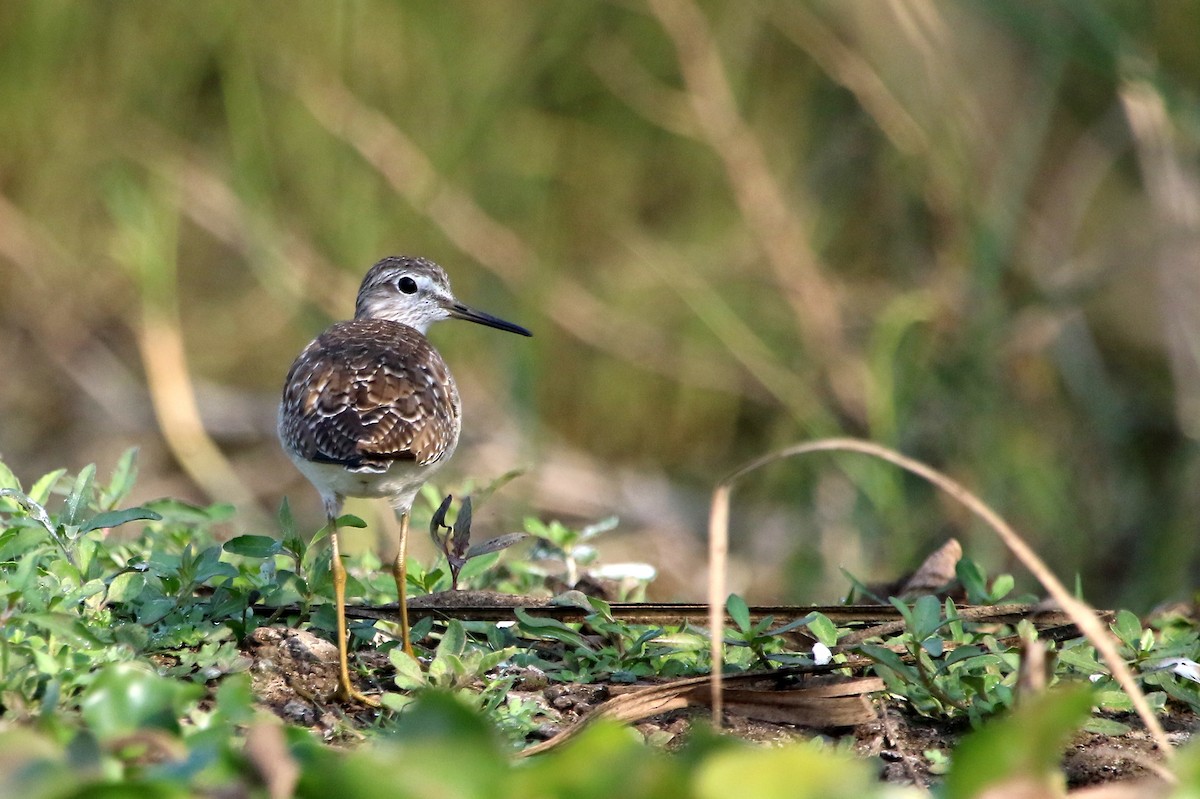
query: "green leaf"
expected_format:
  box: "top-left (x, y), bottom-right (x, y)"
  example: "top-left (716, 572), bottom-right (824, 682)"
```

top-left (945, 598), bottom-right (964, 639)
top-left (25, 612), bottom-right (105, 648)
top-left (102, 448), bottom-right (140, 508)
top-left (1084, 717), bottom-right (1131, 735)
top-left (760, 614), bottom-right (810, 638)
top-left (806, 612), bottom-right (839, 647)
top-left (62, 464), bottom-right (97, 528)
top-left (514, 607), bottom-right (592, 649)
top-left (726, 594), bottom-right (751, 632)
top-left (549, 590), bottom-right (594, 612)
top-left (956, 558), bottom-right (989, 604)
top-left (143, 497), bottom-right (227, 524)
top-left (28, 468), bottom-right (66, 505)
top-left (106, 571), bottom-right (147, 603)
top-left (277, 496), bottom-right (298, 539)
top-left (390, 647), bottom-right (427, 691)
top-left (113, 622), bottom-right (150, 651)
top-left (888, 595), bottom-right (916, 629)
top-left (1111, 609), bottom-right (1143, 647)
top-left (477, 646), bottom-right (519, 674)
top-left (223, 534), bottom-right (282, 559)
top-left (409, 615), bottom-right (434, 643)
top-left (335, 513), bottom-right (368, 529)
top-left (860, 644), bottom-right (919, 683)
top-left (0, 459), bottom-right (20, 491)
top-left (75, 538), bottom-right (100, 579)
top-left (388, 691), bottom-right (507, 764)
top-left (79, 506), bottom-right (162, 533)
top-left (579, 515), bottom-right (619, 541)
top-left (192, 545), bottom-right (238, 583)
top-left (429, 653), bottom-right (466, 687)
top-left (522, 516), bottom-right (551, 540)
top-left (381, 692), bottom-right (416, 713)
top-left (748, 616), bottom-right (775, 638)
top-left (137, 597), bottom-right (175, 625)
top-left (513, 718), bottom-right (679, 796)
top-left (80, 663), bottom-right (202, 738)
top-left (465, 532), bottom-right (526, 559)
top-left (943, 645), bottom-right (985, 669)
top-left (1, 489), bottom-right (56, 535)
top-left (62, 578), bottom-right (107, 608)
top-left (989, 573), bottom-right (1015, 601)
top-left (310, 603), bottom-right (336, 633)
top-left (207, 585), bottom-right (251, 619)
top-left (911, 594), bottom-right (942, 639)
top-left (212, 674), bottom-right (256, 726)
top-left (1057, 645), bottom-right (1104, 674)
top-left (585, 595), bottom-right (614, 622)
top-left (457, 550), bottom-right (501, 583)
top-left (437, 619), bottom-right (468, 659)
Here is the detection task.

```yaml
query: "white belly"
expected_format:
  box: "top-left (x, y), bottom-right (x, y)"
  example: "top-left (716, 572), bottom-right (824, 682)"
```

top-left (289, 454), bottom-right (445, 514)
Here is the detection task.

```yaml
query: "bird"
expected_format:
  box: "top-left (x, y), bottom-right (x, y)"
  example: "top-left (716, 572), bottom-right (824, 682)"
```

top-left (278, 255), bottom-right (531, 703)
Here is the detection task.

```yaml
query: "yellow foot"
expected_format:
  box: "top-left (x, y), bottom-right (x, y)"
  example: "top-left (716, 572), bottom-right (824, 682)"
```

top-left (332, 681), bottom-right (381, 707)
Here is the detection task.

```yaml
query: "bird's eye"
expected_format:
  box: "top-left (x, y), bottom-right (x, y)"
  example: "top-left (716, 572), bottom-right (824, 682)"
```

top-left (397, 276), bottom-right (418, 294)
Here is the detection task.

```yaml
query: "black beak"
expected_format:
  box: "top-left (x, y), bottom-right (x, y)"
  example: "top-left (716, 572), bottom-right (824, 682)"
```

top-left (447, 302), bottom-right (532, 337)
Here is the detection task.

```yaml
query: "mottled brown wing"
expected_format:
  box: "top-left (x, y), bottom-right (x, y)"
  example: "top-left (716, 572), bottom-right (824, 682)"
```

top-left (279, 319), bottom-right (459, 469)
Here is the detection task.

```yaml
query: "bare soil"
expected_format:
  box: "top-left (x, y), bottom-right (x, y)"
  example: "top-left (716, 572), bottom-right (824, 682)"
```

top-left (240, 625), bottom-right (1195, 791)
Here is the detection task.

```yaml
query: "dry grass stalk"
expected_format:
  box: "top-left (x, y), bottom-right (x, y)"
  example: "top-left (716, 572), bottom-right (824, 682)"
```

top-left (707, 437), bottom-right (1173, 760)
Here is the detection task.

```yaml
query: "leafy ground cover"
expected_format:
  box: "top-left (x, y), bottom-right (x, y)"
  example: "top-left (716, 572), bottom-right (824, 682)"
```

top-left (2, 451), bottom-right (1200, 797)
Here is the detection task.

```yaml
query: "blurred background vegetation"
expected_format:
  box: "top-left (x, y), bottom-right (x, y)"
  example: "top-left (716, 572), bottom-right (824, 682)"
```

top-left (1, 1), bottom-right (1198, 608)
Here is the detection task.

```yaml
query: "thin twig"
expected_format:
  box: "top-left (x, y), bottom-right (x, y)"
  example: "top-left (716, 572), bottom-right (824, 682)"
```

top-left (290, 70), bottom-right (762, 398)
top-left (646, 0), bottom-right (849, 369)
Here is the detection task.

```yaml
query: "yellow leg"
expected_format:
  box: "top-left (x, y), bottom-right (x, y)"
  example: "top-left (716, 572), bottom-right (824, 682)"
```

top-left (330, 522), bottom-right (379, 706)
top-left (391, 512), bottom-right (415, 657)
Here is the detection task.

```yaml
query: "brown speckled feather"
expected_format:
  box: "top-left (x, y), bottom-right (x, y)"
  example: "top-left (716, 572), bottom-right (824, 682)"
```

top-left (279, 318), bottom-right (460, 470)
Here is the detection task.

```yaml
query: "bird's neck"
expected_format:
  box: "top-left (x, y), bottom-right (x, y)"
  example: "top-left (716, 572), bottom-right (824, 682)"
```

top-left (354, 305), bottom-right (434, 334)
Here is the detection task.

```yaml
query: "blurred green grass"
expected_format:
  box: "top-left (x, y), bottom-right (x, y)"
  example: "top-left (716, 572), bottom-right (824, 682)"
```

top-left (1, 1), bottom-right (1198, 608)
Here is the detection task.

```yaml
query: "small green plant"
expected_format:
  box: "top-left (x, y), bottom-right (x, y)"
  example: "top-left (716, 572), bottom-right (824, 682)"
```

top-left (427, 494), bottom-right (527, 590)
top-left (511, 593), bottom-right (706, 683)
top-left (382, 619), bottom-right (539, 744)
top-left (511, 514), bottom-right (658, 602)
top-left (0, 451), bottom-right (169, 712)
top-left (859, 595), bottom-right (1019, 722)
top-left (722, 594), bottom-right (829, 671)
top-left (0, 449), bottom-right (161, 569)
top-left (524, 515), bottom-right (617, 588)
top-left (8, 450), bottom-right (1200, 794)
top-left (944, 684), bottom-right (1095, 799)
top-left (956, 557), bottom-right (1019, 605)
top-left (1058, 609), bottom-right (1200, 725)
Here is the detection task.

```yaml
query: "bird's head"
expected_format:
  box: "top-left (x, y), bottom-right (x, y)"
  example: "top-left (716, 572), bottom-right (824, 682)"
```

top-left (354, 255), bottom-right (531, 337)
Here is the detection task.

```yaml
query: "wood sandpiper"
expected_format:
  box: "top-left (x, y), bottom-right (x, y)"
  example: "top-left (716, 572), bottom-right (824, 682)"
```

top-left (278, 255), bottom-right (531, 703)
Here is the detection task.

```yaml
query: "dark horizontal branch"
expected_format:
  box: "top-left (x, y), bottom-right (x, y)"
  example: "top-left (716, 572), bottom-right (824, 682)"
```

top-left (262, 589), bottom-right (1104, 630)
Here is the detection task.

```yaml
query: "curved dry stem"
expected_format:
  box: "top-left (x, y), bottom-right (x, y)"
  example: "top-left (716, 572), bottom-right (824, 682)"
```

top-left (112, 182), bottom-right (267, 523)
top-left (1120, 78), bottom-right (1200, 438)
top-left (708, 437), bottom-right (1173, 761)
top-left (771, 5), bottom-right (928, 158)
top-left (138, 313), bottom-right (266, 523)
